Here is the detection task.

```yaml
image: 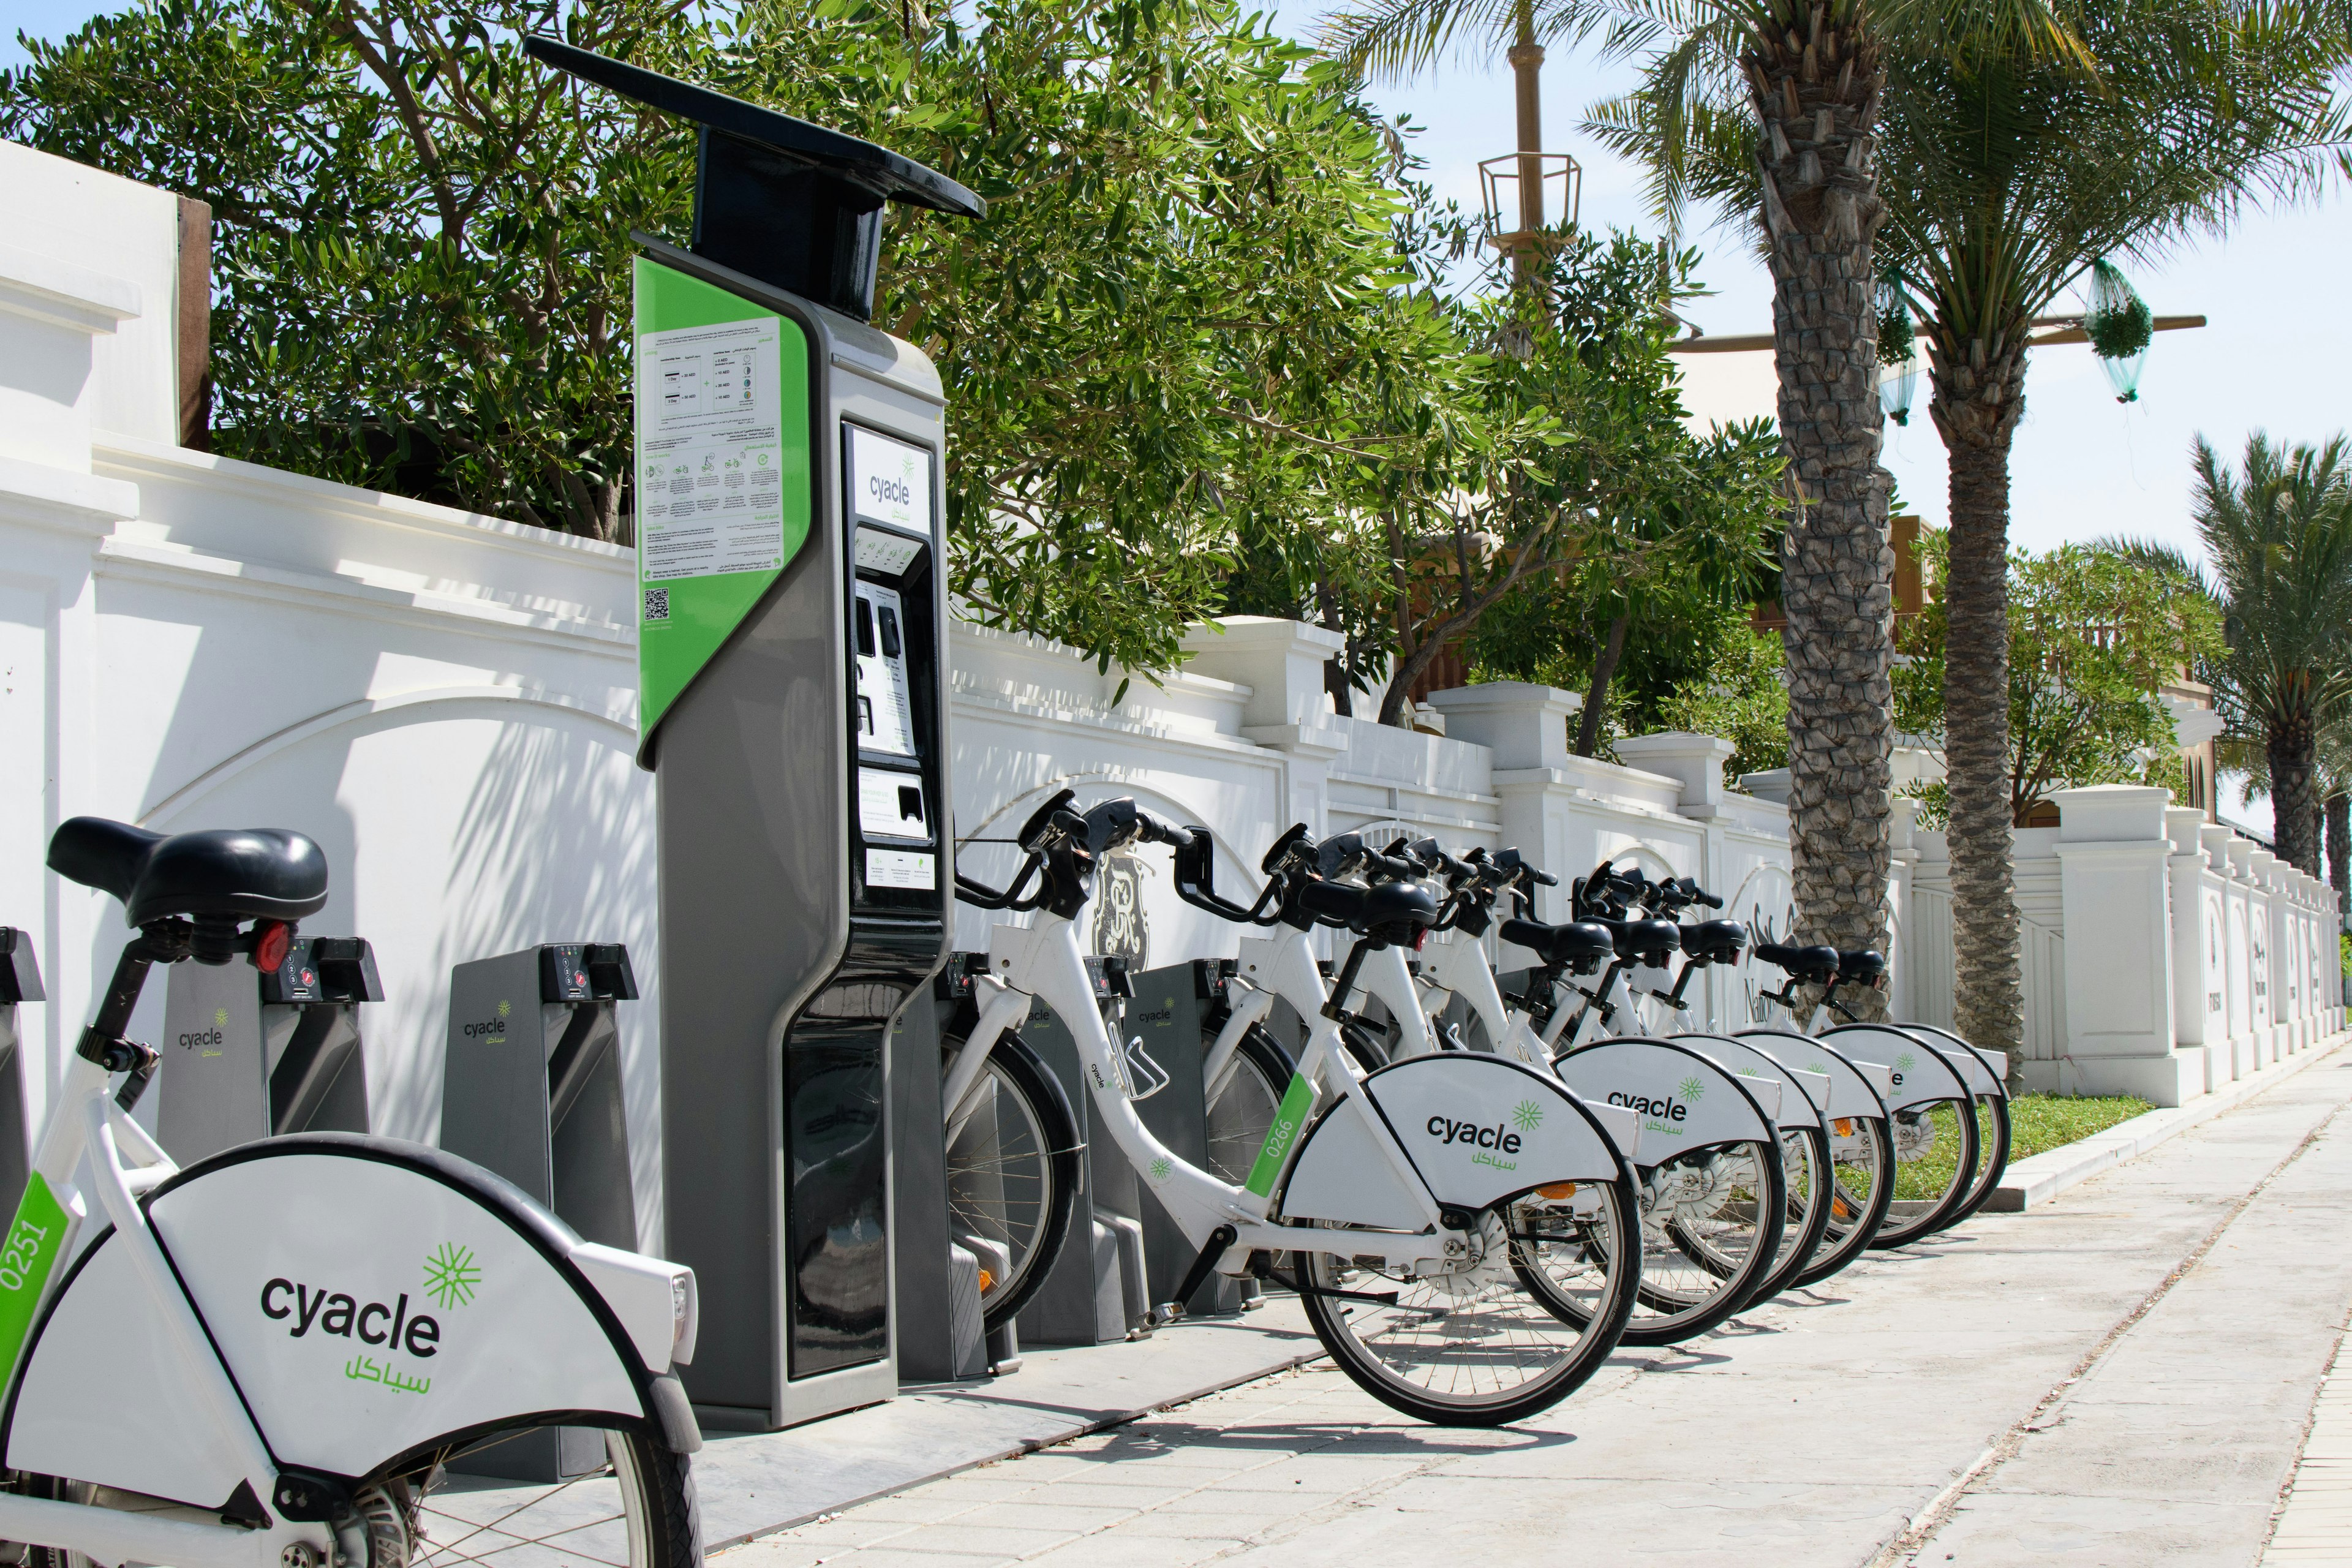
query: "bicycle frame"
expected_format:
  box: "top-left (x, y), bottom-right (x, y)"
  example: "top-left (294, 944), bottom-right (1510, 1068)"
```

top-left (965, 910), bottom-right (1454, 1273)
top-left (0, 1050), bottom-right (301, 1568)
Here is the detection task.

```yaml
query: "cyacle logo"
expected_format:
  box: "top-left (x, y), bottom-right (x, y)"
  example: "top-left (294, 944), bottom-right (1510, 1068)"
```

top-left (461, 1000), bottom-right (514, 1041)
top-left (261, 1278), bottom-right (442, 1395)
top-left (868, 473), bottom-right (912, 507)
top-left (1607, 1074), bottom-right (1707, 1134)
top-left (1427, 1114), bottom-right (1526, 1172)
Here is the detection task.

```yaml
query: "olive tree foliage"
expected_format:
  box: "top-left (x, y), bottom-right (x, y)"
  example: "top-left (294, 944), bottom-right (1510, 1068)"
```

top-left (1360, 231), bottom-right (1782, 731)
top-left (1892, 534), bottom-right (2222, 827)
top-left (711, 0), bottom-right (1451, 677)
top-left (2, 0), bottom-right (1440, 676)
top-left (1, 0), bottom-right (701, 541)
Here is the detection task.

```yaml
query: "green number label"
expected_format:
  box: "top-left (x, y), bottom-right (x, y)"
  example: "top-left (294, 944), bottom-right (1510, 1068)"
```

top-left (0, 1174), bottom-right (70, 1381)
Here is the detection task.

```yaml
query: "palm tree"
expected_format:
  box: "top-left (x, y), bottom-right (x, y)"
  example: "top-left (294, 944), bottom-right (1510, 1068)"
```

top-left (1589, 0), bottom-right (2351, 1052)
top-left (2115, 435), bottom-right (2352, 877)
top-left (1322, 0), bottom-right (2093, 1019)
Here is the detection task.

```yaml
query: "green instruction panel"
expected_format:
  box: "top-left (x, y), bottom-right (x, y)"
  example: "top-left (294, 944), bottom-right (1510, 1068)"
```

top-left (633, 257), bottom-right (813, 754)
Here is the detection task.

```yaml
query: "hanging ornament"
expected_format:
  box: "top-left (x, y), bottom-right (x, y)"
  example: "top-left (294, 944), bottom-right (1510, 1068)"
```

top-left (2083, 258), bottom-right (2154, 404)
top-left (1875, 269), bottom-right (1920, 427)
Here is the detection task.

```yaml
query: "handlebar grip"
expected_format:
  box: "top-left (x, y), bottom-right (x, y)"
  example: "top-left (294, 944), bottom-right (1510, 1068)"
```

top-left (1529, 867), bottom-right (1559, 887)
top-left (1371, 851), bottom-right (1423, 883)
top-left (1132, 808), bottom-right (1191, 848)
top-left (1695, 889), bottom-right (1723, 909)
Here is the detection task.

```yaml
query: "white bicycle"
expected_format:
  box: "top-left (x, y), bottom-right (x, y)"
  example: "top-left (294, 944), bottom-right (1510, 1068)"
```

top-left (0, 818), bottom-right (703, 1568)
top-left (1370, 845), bottom-right (1803, 1338)
top-left (954, 794), bottom-right (1644, 1427)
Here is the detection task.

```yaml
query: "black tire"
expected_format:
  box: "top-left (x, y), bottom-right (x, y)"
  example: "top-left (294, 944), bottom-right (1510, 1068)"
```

top-left (1296, 1177), bottom-right (1641, 1427)
top-left (1733, 1127), bottom-right (1835, 1308)
top-left (1201, 1027), bottom-right (1298, 1187)
top-left (1933, 1090), bottom-right (2012, 1234)
top-left (941, 1029), bottom-right (1082, 1333)
top-left (1902, 1028), bottom-right (2013, 1234)
top-left (1793, 1114), bottom-right (1896, 1287)
top-left (17, 1427), bottom-right (703, 1568)
top-left (1869, 1095), bottom-right (1981, 1247)
top-left (1613, 1137), bottom-right (1788, 1344)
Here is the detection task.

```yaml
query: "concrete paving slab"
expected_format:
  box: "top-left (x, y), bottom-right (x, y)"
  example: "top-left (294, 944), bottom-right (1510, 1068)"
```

top-left (675, 1302), bottom-right (1322, 1547)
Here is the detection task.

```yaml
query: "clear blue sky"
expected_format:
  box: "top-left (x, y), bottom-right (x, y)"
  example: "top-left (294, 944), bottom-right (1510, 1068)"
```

top-left (9, 0), bottom-right (2346, 565)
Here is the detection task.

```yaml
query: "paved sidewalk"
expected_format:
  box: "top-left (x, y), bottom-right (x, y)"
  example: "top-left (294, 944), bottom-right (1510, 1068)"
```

top-left (719, 1039), bottom-right (2352, 1568)
top-left (2263, 1319), bottom-right (2352, 1562)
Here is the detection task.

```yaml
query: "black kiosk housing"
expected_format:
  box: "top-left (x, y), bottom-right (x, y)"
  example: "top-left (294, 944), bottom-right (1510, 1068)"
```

top-left (527, 37), bottom-right (982, 1430)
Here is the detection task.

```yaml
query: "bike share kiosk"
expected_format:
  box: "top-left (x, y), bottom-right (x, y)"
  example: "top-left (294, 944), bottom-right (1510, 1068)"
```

top-left (523, 37), bottom-right (982, 1428)
top-left (156, 935), bottom-right (382, 1161)
top-left (0, 929), bottom-right (41, 1213)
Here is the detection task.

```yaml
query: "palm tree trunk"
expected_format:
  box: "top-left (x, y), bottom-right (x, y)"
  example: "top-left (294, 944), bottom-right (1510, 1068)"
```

top-left (2267, 722), bottom-right (2319, 873)
top-left (1747, 12), bottom-right (1894, 1017)
top-left (1931, 336), bottom-right (2028, 1058)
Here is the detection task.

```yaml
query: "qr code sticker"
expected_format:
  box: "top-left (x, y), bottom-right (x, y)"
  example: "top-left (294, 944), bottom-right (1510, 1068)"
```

top-left (643, 587), bottom-right (670, 624)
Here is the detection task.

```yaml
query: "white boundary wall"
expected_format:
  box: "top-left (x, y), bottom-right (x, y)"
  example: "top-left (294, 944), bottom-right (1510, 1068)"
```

top-left (1901, 789), bottom-right (2343, 1105)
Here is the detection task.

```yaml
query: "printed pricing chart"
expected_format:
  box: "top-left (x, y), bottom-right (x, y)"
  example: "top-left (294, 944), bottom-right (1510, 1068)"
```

top-left (638, 317), bottom-right (786, 581)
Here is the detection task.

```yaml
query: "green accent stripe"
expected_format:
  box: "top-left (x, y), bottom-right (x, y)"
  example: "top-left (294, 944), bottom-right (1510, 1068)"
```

top-left (0, 1174), bottom-right (70, 1382)
top-left (632, 257), bottom-right (812, 760)
top-left (1244, 1073), bottom-right (1314, 1197)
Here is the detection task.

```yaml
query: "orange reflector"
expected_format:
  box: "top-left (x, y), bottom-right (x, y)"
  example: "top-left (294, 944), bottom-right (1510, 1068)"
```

top-left (1536, 1182), bottom-right (1578, 1199)
top-left (977, 1268), bottom-right (995, 1294)
top-left (1833, 1118), bottom-right (1856, 1136)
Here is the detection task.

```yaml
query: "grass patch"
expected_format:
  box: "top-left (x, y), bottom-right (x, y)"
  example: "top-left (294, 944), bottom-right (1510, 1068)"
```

top-left (1893, 1093), bottom-right (2152, 1202)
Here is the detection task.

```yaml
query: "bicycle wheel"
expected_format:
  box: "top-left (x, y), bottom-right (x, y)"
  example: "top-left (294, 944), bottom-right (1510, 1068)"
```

top-left (1680, 1127), bottom-right (1833, 1309)
top-left (1202, 1027), bottom-right (1297, 1186)
top-left (1932, 1090), bottom-right (2012, 1234)
top-left (1616, 1138), bottom-right (1787, 1345)
top-left (941, 1030), bottom-right (1081, 1332)
top-left (1296, 1178), bottom-right (1640, 1427)
top-left (17, 1425), bottom-right (701, 1568)
top-left (1793, 1114), bottom-right (1896, 1287)
top-left (1869, 1096), bottom-right (1981, 1247)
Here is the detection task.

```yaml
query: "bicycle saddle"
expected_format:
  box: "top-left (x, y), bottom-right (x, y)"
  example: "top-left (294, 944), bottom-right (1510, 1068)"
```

top-left (1298, 877), bottom-right (1438, 938)
top-left (1838, 949), bottom-right (1888, 984)
top-left (1679, 919), bottom-right (1748, 964)
top-left (1597, 916), bottom-right (1682, 962)
top-left (48, 817), bottom-right (330, 926)
top-left (1755, 941), bottom-right (1841, 986)
top-left (1498, 916), bottom-right (1615, 971)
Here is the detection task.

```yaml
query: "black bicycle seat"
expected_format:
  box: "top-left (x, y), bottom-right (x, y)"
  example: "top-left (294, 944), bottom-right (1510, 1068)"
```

top-left (1680, 919), bottom-right (1748, 964)
top-left (1298, 877), bottom-right (1437, 937)
top-left (1838, 949), bottom-right (1888, 984)
top-left (1755, 941), bottom-right (1841, 985)
top-left (1599, 917), bottom-right (1682, 962)
top-left (1499, 916), bottom-right (1615, 971)
top-left (49, 817), bottom-right (330, 926)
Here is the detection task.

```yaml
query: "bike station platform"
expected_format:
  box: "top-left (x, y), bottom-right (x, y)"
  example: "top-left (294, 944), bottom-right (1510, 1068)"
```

top-left (696, 1028), bottom-right (2352, 1568)
top-left (431, 1300), bottom-right (1323, 1552)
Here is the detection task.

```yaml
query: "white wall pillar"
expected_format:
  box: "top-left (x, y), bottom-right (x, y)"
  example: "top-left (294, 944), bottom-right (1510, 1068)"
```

top-left (1178, 616), bottom-right (1348, 840)
top-left (2250, 850), bottom-right (2281, 1063)
top-left (2166, 806), bottom-right (2231, 1090)
top-left (2043, 785), bottom-right (2198, 1105)
top-left (2216, 832), bottom-right (2256, 1077)
top-left (1426, 684), bottom-right (1584, 957)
